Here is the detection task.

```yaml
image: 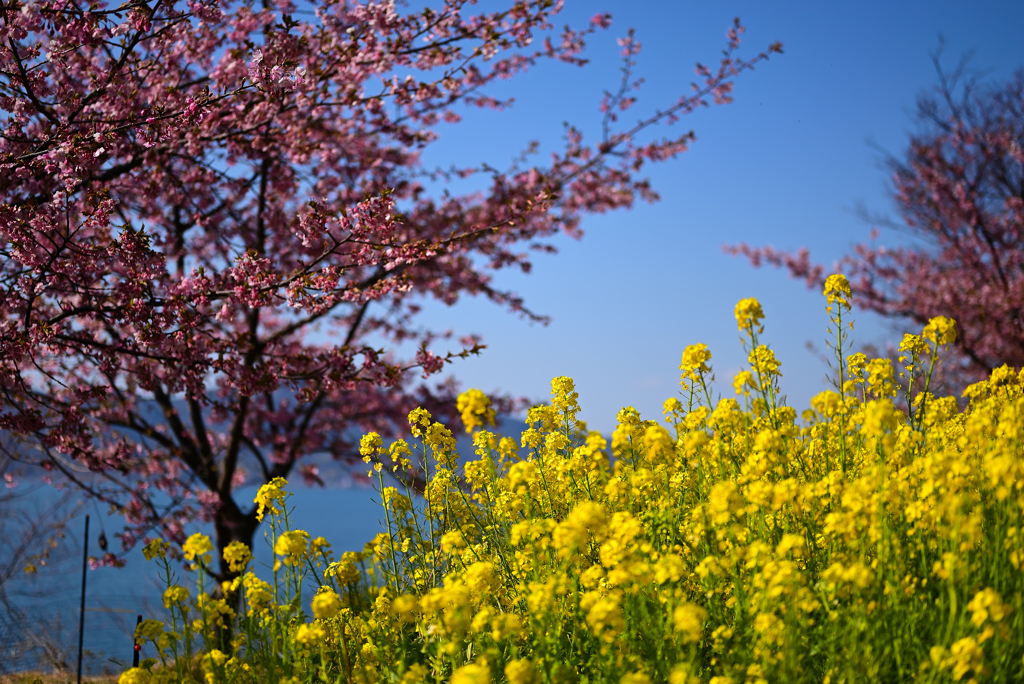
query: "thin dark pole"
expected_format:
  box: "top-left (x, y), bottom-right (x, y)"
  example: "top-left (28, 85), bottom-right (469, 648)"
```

top-left (77, 515), bottom-right (89, 684)
top-left (133, 614), bottom-right (142, 667)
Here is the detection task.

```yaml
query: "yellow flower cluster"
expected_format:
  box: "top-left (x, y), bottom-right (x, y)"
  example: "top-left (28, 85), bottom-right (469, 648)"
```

top-left (241, 572), bottom-right (273, 616)
top-left (134, 618), bottom-right (164, 646)
top-left (198, 649), bottom-right (245, 684)
top-left (457, 388), bottom-right (497, 433)
top-left (823, 273), bottom-right (852, 310)
top-left (294, 622), bottom-right (325, 646)
top-left (142, 539), bottom-right (169, 561)
top-left (734, 297), bottom-right (765, 333)
top-left (127, 277), bottom-right (1024, 684)
top-left (181, 533), bottom-right (213, 566)
top-left (679, 343), bottom-right (712, 384)
top-left (162, 585), bottom-right (189, 608)
top-left (312, 588), bottom-right (343, 619)
top-left (274, 529), bottom-right (309, 566)
top-left (923, 315), bottom-right (957, 346)
top-left (254, 477), bottom-right (289, 521)
top-left (360, 431), bottom-right (384, 461)
top-left (221, 540), bottom-right (251, 573)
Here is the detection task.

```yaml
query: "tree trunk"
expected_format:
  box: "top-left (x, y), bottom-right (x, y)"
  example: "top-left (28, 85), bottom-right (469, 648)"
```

top-left (209, 498), bottom-right (260, 650)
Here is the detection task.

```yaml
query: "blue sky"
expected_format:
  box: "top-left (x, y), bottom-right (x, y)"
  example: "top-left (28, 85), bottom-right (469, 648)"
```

top-left (400, 0), bottom-right (1024, 433)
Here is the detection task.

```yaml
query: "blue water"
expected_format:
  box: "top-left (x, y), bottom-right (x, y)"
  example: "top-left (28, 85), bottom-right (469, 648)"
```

top-left (2, 485), bottom-right (387, 675)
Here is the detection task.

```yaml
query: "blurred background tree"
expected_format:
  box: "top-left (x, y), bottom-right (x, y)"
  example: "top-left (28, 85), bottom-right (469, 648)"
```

top-left (730, 53), bottom-right (1024, 392)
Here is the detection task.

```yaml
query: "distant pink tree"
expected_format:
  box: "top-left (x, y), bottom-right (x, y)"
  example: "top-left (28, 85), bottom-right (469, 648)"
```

top-left (730, 61), bottom-right (1024, 388)
top-left (0, 0), bottom-right (781, 583)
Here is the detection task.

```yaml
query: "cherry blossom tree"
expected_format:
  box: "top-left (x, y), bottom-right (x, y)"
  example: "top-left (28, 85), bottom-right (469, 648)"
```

top-left (729, 60), bottom-right (1024, 390)
top-left (0, 0), bottom-right (781, 584)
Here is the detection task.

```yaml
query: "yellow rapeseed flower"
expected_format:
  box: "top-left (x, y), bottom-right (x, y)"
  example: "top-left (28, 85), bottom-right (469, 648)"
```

top-left (922, 315), bottom-right (957, 346)
top-left (621, 674), bottom-right (651, 684)
top-left (642, 424), bottom-right (675, 464)
top-left (679, 343), bottom-right (712, 383)
top-left (823, 273), bottom-right (852, 310)
top-left (253, 477), bottom-right (289, 521)
top-left (735, 297), bottom-right (765, 334)
top-left (325, 552), bottom-right (361, 585)
top-left (242, 572), bottom-right (273, 614)
top-left (583, 592), bottom-right (625, 641)
top-left (669, 664), bottom-right (696, 684)
top-left (311, 589), bottom-right (342, 619)
top-left (119, 668), bottom-right (151, 684)
top-left (707, 480), bottom-right (744, 526)
top-left (408, 407), bottom-right (431, 436)
top-left (199, 649), bottom-right (231, 684)
top-left (748, 345), bottom-right (781, 377)
top-left (392, 593), bottom-right (419, 623)
top-left (196, 593), bottom-right (234, 629)
top-left (967, 587), bottom-right (1007, 627)
top-left (673, 602), bottom-right (708, 643)
top-left (402, 664), bottom-right (429, 684)
top-left (310, 536), bottom-right (332, 557)
top-left (862, 399), bottom-right (899, 439)
top-left (294, 622), bottom-right (325, 646)
top-left (552, 501), bottom-right (608, 559)
top-left (222, 540), bottom-right (251, 573)
top-left (865, 358), bottom-right (897, 398)
top-left (505, 659), bottom-right (539, 684)
top-left (451, 662), bottom-right (490, 684)
top-left (389, 438), bottom-right (413, 469)
top-left (182, 533), bottom-right (213, 565)
top-left (142, 538), bottom-right (169, 561)
top-left (733, 370), bottom-right (756, 396)
top-left (663, 397), bottom-right (684, 420)
top-left (162, 585), bottom-right (189, 608)
top-left (498, 435), bottom-right (519, 461)
top-left (359, 432), bottom-right (383, 462)
top-left (133, 618), bottom-right (164, 646)
top-left (847, 351), bottom-right (867, 378)
top-left (898, 333), bottom-right (927, 357)
top-left (948, 636), bottom-right (984, 681)
top-left (457, 388), bottom-right (497, 433)
top-left (463, 561), bottom-right (499, 594)
top-left (274, 530), bottom-right (310, 566)
top-left (811, 390), bottom-right (844, 418)
top-left (551, 376), bottom-right (581, 419)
